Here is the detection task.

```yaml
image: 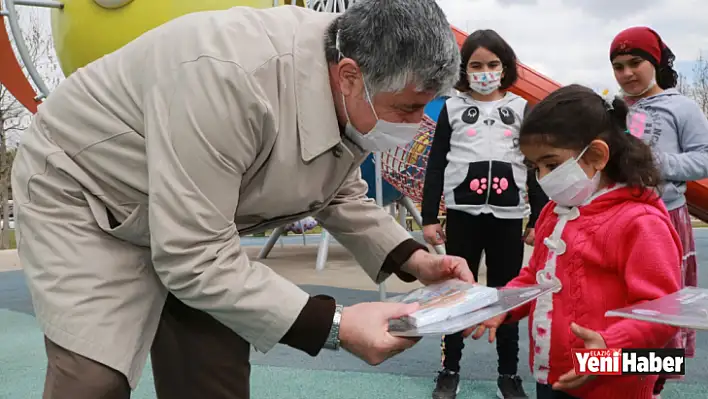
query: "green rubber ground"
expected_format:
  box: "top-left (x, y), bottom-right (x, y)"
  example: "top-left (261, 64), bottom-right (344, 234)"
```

top-left (0, 309), bottom-right (704, 398)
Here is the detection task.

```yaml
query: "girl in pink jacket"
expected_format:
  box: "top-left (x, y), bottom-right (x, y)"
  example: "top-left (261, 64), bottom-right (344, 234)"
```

top-left (474, 84), bottom-right (682, 399)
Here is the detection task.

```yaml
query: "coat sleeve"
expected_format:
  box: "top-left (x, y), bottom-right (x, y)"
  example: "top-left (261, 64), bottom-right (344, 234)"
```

top-left (656, 98), bottom-right (708, 181)
top-left (599, 213), bottom-right (681, 349)
top-left (421, 103), bottom-right (451, 226)
top-left (521, 100), bottom-right (549, 228)
top-left (144, 57), bottom-right (334, 356)
top-left (315, 166), bottom-right (426, 284)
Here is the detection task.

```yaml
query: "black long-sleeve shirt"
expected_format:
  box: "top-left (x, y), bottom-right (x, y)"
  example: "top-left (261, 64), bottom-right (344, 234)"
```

top-left (420, 101), bottom-right (548, 228)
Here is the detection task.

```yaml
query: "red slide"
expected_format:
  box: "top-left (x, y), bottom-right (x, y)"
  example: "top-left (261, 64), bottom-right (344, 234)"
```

top-left (0, 18), bottom-right (40, 113)
top-left (452, 26), bottom-right (708, 223)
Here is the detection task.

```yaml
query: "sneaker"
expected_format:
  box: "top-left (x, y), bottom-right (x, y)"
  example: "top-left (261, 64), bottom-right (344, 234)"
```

top-left (496, 375), bottom-right (528, 399)
top-left (432, 369), bottom-right (460, 399)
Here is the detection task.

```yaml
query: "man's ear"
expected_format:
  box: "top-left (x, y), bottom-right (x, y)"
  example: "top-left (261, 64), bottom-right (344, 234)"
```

top-left (337, 58), bottom-right (362, 97)
top-left (586, 139), bottom-right (610, 171)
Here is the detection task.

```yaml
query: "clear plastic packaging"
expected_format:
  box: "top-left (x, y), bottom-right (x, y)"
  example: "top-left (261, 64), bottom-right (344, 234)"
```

top-left (605, 287), bottom-right (708, 330)
top-left (387, 280), bottom-right (499, 328)
top-left (388, 281), bottom-right (560, 337)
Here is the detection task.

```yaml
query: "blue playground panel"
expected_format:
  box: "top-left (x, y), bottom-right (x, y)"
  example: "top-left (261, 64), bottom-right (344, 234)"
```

top-left (360, 153), bottom-right (402, 206)
top-left (423, 96), bottom-right (447, 123)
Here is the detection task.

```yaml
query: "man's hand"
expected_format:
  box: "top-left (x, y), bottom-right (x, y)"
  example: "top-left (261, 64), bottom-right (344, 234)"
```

top-left (552, 323), bottom-right (606, 391)
top-left (422, 224), bottom-right (446, 246)
top-left (402, 250), bottom-right (475, 285)
top-left (338, 302), bottom-right (421, 365)
top-left (523, 227), bottom-right (536, 246)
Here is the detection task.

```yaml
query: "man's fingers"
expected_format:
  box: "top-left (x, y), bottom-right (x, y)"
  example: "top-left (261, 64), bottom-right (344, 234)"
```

top-left (391, 336), bottom-right (419, 351)
top-left (382, 302), bottom-right (420, 320)
top-left (444, 257), bottom-right (475, 283)
top-left (386, 336), bottom-right (419, 356)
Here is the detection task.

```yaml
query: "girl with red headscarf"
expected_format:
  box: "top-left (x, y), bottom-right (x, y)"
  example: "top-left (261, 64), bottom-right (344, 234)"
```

top-left (610, 26), bottom-right (708, 398)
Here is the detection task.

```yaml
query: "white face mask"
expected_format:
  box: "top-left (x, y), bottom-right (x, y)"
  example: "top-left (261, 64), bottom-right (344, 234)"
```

top-left (621, 63), bottom-right (657, 97)
top-left (468, 71), bottom-right (502, 95)
top-left (622, 77), bottom-right (656, 97)
top-left (341, 87), bottom-right (419, 152)
top-left (537, 146), bottom-right (602, 207)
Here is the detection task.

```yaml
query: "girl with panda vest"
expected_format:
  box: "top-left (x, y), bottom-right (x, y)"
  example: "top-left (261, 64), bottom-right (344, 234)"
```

top-left (422, 29), bottom-right (548, 399)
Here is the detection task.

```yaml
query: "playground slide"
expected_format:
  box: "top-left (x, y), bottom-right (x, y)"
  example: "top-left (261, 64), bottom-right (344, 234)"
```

top-left (687, 180), bottom-right (708, 222)
top-left (0, 18), bottom-right (40, 113)
top-left (452, 26), bottom-right (708, 223)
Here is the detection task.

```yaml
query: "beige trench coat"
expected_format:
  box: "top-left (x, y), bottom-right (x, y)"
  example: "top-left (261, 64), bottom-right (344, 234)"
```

top-left (11, 6), bottom-right (414, 388)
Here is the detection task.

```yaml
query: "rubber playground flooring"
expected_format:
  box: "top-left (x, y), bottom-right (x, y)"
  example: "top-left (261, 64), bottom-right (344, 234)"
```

top-left (1, 229), bottom-right (707, 398)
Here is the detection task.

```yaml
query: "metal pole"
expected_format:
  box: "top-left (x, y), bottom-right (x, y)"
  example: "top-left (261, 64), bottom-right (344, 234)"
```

top-left (397, 201), bottom-right (407, 228)
top-left (13, 0), bottom-right (63, 8)
top-left (315, 230), bottom-right (331, 272)
top-left (374, 152), bottom-right (387, 300)
top-left (399, 196), bottom-right (445, 255)
top-left (4, 0), bottom-right (51, 99)
top-left (258, 226), bottom-right (285, 259)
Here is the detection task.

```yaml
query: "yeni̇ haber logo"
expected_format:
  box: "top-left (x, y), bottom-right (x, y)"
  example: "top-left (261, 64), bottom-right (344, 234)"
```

top-left (571, 348), bottom-right (685, 376)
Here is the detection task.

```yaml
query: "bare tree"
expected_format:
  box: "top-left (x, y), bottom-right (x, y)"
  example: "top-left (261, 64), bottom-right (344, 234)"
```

top-left (1, 8), bottom-right (62, 248)
top-left (688, 52), bottom-right (708, 114)
top-left (676, 72), bottom-right (691, 97)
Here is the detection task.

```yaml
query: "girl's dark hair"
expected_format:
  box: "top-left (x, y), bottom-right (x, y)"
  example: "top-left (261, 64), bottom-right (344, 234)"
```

top-left (519, 84), bottom-right (661, 190)
top-left (656, 44), bottom-right (679, 89)
top-left (454, 29), bottom-right (519, 92)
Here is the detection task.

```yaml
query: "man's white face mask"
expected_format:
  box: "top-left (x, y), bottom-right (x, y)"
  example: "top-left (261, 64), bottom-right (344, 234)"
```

top-left (341, 85), bottom-right (420, 152)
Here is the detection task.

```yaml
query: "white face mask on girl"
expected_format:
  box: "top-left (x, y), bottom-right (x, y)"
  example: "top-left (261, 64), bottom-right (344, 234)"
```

top-left (537, 146), bottom-right (602, 208)
top-left (468, 71), bottom-right (502, 95)
top-left (621, 63), bottom-right (657, 97)
top-left (622, 77), bottom-right (656, 97)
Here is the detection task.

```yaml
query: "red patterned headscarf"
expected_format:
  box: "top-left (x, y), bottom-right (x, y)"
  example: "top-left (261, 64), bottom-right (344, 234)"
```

top-left (609, 26), bottom-right (665, 67)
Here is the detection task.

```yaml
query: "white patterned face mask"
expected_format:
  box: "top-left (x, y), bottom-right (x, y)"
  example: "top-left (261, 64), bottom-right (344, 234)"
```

top-left (468, 71), bottom-right (502, 95)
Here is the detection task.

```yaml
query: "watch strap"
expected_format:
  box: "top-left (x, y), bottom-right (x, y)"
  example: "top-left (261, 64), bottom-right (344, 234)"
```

top-left (323, 304), bottom-right (343, 350)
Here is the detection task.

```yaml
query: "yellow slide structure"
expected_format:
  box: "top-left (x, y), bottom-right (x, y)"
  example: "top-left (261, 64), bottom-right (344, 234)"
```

top-left (51, 0), bottom-right (306, 76)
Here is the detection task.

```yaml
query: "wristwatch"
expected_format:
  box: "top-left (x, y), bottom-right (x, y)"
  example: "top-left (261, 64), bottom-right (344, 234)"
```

top-left (323, 304), bottom-right (344, 350)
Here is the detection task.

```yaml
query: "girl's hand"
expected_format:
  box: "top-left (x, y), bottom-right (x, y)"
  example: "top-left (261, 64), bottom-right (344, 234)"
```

top-left (469, 312), bottom-right (508, 342)
top-left (552, 323), bottom-right (607, 391)
top-left (422, 224), bottom-right (446, 246)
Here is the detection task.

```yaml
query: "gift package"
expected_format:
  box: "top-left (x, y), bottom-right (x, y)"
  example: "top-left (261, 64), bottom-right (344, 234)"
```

top-left (387, 279), bottom-right (560, 336)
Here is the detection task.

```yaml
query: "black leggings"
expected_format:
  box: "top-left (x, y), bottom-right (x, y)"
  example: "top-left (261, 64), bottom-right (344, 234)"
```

top-left (440, 210), bottom-right (524, 375)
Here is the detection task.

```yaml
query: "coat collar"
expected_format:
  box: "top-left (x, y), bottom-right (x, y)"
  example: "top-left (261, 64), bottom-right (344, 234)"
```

top-left (292, 11), bottom-right (343, 162)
